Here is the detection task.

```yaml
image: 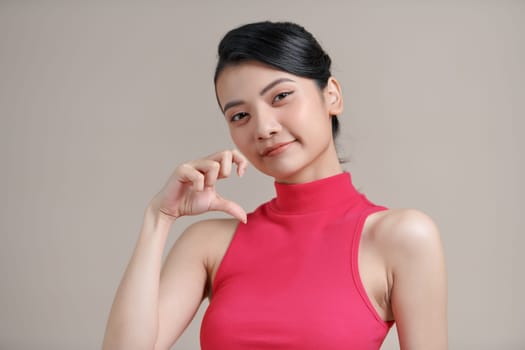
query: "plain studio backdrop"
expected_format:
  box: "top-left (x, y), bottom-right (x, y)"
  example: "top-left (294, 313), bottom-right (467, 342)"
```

top-left (1, 1), bottom-right (523, 349)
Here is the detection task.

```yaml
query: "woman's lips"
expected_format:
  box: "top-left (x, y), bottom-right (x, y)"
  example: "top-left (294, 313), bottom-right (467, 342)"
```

top-left (261, 140), bottom-right (296, 157)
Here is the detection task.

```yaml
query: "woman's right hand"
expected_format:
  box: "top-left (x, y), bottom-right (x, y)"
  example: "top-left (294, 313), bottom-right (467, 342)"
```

top-left (150, 149), bottom-right (248, 224)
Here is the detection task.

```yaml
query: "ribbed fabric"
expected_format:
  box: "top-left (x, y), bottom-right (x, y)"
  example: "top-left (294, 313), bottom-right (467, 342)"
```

top-left (200, 172), bottom-right (394, 349)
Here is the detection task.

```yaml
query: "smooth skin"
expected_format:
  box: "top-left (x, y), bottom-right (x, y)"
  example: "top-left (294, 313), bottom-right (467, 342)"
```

top-left (102, 61), bottom-right (447, 350)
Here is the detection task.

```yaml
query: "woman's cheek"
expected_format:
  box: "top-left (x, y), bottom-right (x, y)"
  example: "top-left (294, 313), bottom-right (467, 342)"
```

top-left (285, 101), bottom-right (306, 122)
top-left (230, 132), bottom-right (252, 155)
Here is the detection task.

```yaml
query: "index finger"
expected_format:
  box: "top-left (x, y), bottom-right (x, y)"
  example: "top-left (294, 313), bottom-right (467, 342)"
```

top-left (206, 149), bottom-right (248, 177)
top-left (231, 149), bottom-right (248, 177)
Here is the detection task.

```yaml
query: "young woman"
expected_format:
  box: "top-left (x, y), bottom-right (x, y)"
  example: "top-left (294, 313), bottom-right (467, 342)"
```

top-left (103, 21), bottom-right (447, 350)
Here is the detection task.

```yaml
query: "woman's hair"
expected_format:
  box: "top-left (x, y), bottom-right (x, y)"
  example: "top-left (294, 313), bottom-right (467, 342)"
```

top-left (214, 21), bottom-right (340, 140)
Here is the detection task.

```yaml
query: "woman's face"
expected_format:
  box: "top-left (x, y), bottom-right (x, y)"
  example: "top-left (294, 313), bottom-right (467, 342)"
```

top-left (215, 61), bottom-right (344, 183)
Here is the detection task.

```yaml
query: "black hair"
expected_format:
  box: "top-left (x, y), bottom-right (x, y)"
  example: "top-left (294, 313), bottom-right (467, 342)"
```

top-left (214, 21), bottom-right (340, 140)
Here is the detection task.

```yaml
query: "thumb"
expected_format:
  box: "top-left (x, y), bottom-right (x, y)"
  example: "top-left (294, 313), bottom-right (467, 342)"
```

top-left (210, 195), bottom-right (247, 224)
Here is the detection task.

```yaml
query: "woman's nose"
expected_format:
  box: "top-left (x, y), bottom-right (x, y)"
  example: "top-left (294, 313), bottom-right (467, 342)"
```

top-left (254, 111), bottom-right (282, 140)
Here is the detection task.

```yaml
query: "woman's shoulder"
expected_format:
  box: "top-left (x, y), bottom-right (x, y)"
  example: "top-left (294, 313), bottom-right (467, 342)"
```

top-left (366, 208), bottom-right (444, 263)
top-left (178, 218), bottom-right (239, 248)
top-left (371, 208), bottom-right (440, 233)
top-left (183, 217), bottom-right (239, 232)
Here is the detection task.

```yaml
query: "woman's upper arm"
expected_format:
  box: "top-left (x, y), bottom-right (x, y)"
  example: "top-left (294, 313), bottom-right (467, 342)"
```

top-left (386, 209), bottom-right (448, 350)
top-left (153, 219), bottom-right (217, 350)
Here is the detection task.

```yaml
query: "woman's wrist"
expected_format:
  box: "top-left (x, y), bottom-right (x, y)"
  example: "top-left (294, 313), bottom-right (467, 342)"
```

top-left (142, 200), bottom-right (176, 238)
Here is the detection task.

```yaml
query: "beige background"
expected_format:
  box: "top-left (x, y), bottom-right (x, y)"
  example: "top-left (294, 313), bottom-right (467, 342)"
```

top-left (1, 1), bottom-right (523, 349)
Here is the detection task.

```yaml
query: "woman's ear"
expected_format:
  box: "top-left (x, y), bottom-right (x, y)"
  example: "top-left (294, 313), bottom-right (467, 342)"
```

top-left (324, 77), bottom-right (344, 116)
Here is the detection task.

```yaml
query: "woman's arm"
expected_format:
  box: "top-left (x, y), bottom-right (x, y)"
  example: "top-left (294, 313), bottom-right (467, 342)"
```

top-left (384, 209), bottom-right (448, 350)
top-left (154, 218), bottom-right (237, 349)
top-left (102, 150), bottom-right (247, 350)
top-left (102, 203), bottom-right (175, 350)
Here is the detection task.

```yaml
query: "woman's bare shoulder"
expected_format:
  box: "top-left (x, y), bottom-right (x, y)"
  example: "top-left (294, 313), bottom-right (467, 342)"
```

top-left (369, 208), bottom-right (444, 264)
top-left (370, 209), bottom-right (447, 346)
top-left (183, 217), bottom-right (239, 234)
top-left (176, 218), bottom-right (239, 252)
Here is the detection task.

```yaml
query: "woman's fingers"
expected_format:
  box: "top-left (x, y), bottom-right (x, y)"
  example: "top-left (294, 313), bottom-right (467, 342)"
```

top-left (190, 159), bottom-right (221, 188)
top-left (160, 149), bottom-right (249, 220)
top-left (217, 151), bottom-right (232, 178)
top-left (175, 163), bottom-right (206, 191)
top-left (231, 149), bottom-right (248, 177)
top-left (205, 149), bottom-right (248, 179)
top-left (175, 150), bottom-right (247, 192)
top-left (210, 194), bottom-right (247, 224)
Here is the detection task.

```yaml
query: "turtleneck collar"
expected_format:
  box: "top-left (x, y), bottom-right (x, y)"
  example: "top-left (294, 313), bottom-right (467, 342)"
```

top-left (269, 172), bottom-right (362, 214)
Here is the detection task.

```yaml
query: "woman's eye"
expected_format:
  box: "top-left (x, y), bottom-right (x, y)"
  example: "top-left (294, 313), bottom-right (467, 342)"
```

top-left (273, 91), bottom-right (293, 103)
top-left (230, 112), bottom-right (248, 122)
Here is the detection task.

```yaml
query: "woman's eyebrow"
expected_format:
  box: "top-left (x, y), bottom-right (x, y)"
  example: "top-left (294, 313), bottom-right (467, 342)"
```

top-left (259, 77), bottom-right (295, 96)
top-left (222, 77), bottom-right (296, 113)
top-left (222, 100), bottom-right (244, 114)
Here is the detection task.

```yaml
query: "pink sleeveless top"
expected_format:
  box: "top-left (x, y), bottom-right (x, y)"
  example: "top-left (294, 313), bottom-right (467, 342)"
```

top-left (200, 172), bottom-right (394, 349)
